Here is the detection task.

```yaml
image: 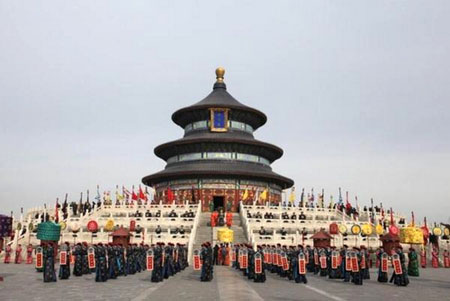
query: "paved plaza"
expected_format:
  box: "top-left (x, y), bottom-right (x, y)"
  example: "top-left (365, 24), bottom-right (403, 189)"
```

top-left (0, 263), bottom-right (449, 301)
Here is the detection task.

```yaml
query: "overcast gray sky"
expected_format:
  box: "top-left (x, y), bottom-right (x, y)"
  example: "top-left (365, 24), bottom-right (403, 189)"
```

top-left (1, 1), bottom-right (449, 223)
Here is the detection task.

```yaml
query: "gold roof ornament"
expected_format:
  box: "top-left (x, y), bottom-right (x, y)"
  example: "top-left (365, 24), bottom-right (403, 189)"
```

top-left (215, 67), bottom-right (225, 83)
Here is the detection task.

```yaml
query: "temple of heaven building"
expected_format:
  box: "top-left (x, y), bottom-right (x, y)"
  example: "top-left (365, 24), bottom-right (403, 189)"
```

top-left (142, 68), bottom-right (294, 212)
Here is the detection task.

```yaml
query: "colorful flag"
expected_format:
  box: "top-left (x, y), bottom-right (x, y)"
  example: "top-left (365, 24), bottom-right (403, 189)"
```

top-left (289, 187), bottom-right (295, 204)
top-left (260, 189), bottom-right (268, 201)
top-left (139, 185), bottom-right (147, 201)
top-left (242, 189), bottom-right (249, 201)
top-left (131, 186), bottom-right (138, 201)
top-left (116, 185), bottom-right (124, 201)
top-left (167, 187), bottom-right (174, 203)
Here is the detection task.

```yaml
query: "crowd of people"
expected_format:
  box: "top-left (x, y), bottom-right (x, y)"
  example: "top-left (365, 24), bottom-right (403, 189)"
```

top-left (207, 243), bottom-right (424, 287)
top-left (32, 242), bottom-right (188, 283)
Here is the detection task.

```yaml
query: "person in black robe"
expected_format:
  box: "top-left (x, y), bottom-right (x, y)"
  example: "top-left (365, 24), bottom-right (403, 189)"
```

top-left (151, 244), bottom-right (164, 282)
top-left (95, 244), bottom-right (108, 282)
top-left (200, 243), bottom-right (213, 282)
top-left (319, 249), bottom-right (328, 277)
top-left (390, 247), bottom-right (410, 286)
top-left (107, 245), bottom-right (117, 279)
top-left (253, 247), bottom-right (266, 283)
top-left (351, 249), bottom-right (363, 285)
top-left (58, 243), bottom-right (71, 280)
top-left (81, 243), bottom-right (90, 274)
top-left (73, 244), bottom-right (83, 276)
top-left (377, 250), bottom-right (388, 283)
top-left (117, 245), bottom-right (126, 276)
top-left (293, 248), bottom-right (308, 284)
top-left (43, 245), bottom-right (57, 282)
top-left (341, 246), bottom-right (351, 282)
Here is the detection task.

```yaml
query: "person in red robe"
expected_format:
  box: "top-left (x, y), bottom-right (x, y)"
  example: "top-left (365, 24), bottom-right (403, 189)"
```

top-left (15, 244), bottom-right (23, 264)
top-left (26, 244), bottom-right (33, 264)
top-left (431, 246), bottom-right (439, 268)
top-left (226, 212), bottom-right (232, 227)
top-left (224, 244), bottom-right (231, 266)
top-left (4, 245), bottom-right (12, 263)
top-left (420, 247), bottom-right (427, 268)
top-left (443, 250), bottom-right (449, 268)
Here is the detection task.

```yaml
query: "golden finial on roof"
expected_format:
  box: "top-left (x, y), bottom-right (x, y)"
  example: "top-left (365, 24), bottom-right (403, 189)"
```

top-left (215, 67), bottom-right (225, 83)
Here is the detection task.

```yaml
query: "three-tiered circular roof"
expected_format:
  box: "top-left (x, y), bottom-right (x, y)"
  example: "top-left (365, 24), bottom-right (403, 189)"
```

top-left (142, 68), bottom-right (294, 189)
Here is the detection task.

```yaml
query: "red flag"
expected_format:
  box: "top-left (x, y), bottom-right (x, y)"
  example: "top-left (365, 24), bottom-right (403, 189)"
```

top-left (139, 185), bottom-right (147, 201)
top-left (167, 187), bottom-right (174, 204)
top-left (132, 186), bottom-right (138, 201)
top-left (55, 198), bottom-right (59, 223)
top-left (345, 191), bottom-right (351, 211)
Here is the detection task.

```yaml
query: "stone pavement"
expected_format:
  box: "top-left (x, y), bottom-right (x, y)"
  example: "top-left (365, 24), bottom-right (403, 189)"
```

top-left (1, 263), bottom-right (449, 301)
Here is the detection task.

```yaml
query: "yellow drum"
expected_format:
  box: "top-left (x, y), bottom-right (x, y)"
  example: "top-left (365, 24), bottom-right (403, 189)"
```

top-left (432, 227), bottom-right (442, 236)
top-left (339, 224), bottom-right (347, 235)
top-left (361, 224), bottom-right (373, 236)
top-left (217, 228), bottom-right (234, 243)
top-left (59, 221), bottom-right (67, 231)
top-left (444, 228), bottom-right (450, 237)
top-left (104, 219), bottom-right (115, 232)
top-left (351, 224), bottom-right (361, 235)
top-left (375, 224), bottom-right (384, 235)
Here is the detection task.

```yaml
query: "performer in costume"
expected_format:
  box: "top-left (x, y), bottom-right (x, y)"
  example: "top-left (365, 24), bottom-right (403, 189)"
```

top-left (350, 249), bottom-right (363, 285)
top-left (377, 250), bottom-right (389, 283)
top-left (200, 242), bottom-right (213, 282)
top-left (293, 247), bottom-right (308, 284)
top-left (14, 244), bottom-right (23, 264)
top-left (4, 244), bottom-right (12, 263)
top-left (341, 245), bottom-right (351, 282)
top-left (319, 249), bottom-right (328, 277)
top-left (73, 243), bottom-right (83, 276)
top-left (390, 247), bottom-right (409, 286)
top-left (407, 248), bottom-right (419, 276)
top-left (253, 246), bottom-right (266, 283)
top-left (95, 244), bottom-right (108, 282)
top-left (431, 246), bottom-right (439, 268)
top-left (81, 242), bottom-right (90, 274)
top-left (43, 245), bottom-right (57, 282)
top-left (58, 242), bottom-right (71, 280)
top-left (443, 250), bottom-right (450, 268)
top-left (26, 244), bottom-right (33, 264)
top-left (151, 244), bottom-right (164, 282)
top-left (360, 246), bottom-right (370, 280)
top-left (329, 249), bottom-right (339, 279)
top-left (420, 246), bottom-right (427, 268)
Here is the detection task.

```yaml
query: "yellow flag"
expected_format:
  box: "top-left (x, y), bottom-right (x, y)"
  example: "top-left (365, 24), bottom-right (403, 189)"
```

top-left (242, 189), bottom-right (249, 200)
top-left (289, 187), bottom-right (295, 203)
top-left (260, 189), bottom-right (268, 201)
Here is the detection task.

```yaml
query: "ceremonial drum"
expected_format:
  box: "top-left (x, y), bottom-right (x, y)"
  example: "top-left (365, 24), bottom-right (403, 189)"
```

top-left (329, 223), bottom-right (339, 235)
top-left (59, 221), bottom-right (67, 231)
top-left (361, 224), bottom-right (372, 236)
top-left (351, 224), bottom-right (361, 235)
top-left (70, 223), bottom-right (80, 233)
top-left (375, 224), bottom-right (384, 235)
top-left (389, 225), bottom-right (399, 236)
top-left (87, 221), bottom-right (98, 233)
top-left (104, 219), bottom-right (115, 232)
top-left (444, 228), bottom-right (450, 237)
top-left (339, 224), bottom-right (348, 235)
top-left (432, 227), bottom-right (442, 236)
